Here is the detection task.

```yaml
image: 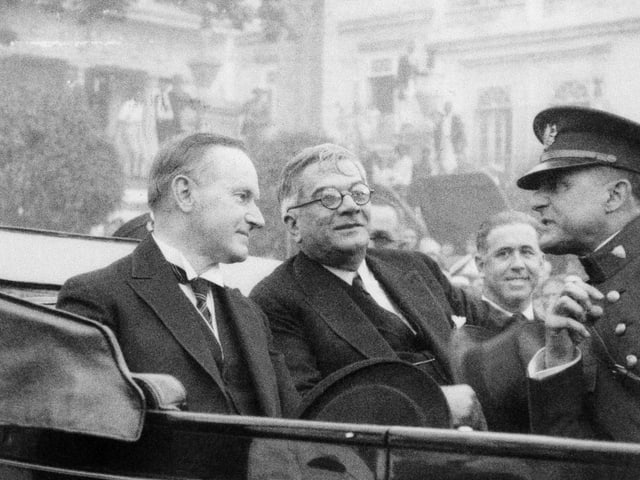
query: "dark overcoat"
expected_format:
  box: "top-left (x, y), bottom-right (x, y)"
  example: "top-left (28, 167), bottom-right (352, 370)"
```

top-left (250, 249), bottom-right (495, 396)
top-left (57, 236), bottom-right (299, 417)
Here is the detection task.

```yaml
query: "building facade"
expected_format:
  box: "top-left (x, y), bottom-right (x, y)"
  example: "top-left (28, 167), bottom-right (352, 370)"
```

top-left (322, 0), bottom-right (640, 187)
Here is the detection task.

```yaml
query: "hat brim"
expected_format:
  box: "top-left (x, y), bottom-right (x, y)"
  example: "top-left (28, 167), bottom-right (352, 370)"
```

top-left (296, 359), bottom-right (452, 428)
top-left (516, 157), bottom-right (604, 190)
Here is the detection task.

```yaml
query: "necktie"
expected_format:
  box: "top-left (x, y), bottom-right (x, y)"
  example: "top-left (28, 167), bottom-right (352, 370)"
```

top-left (350, 275), bottom-right (450, 383)
top-left (190, 277), bottom-right (213, 327)
top-left (171, 264), bottom-right (223, 366)
top-left (351, 275), bottom-right (416, 335)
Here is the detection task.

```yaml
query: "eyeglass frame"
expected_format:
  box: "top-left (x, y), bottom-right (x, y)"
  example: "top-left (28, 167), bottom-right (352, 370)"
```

top-left (285, 183), bottom-right (374, 212)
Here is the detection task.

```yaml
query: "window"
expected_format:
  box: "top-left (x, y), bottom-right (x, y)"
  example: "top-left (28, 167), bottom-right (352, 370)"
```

top-left (551, 80), bottom-right (591, 107)
top-left (476, 87), bottom-right (512, 175)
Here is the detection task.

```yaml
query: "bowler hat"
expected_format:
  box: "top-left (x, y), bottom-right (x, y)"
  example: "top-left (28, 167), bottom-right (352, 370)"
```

top-left (296, 359), bottom-right (452, 428)
top-left (517, 106), bottom-right (640, 190)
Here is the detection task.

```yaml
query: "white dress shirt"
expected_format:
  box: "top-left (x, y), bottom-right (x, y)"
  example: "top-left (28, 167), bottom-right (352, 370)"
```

top-left (153, 234), bottom-right (224, 346)
top-left (324, 261), bottom-right (416, 334)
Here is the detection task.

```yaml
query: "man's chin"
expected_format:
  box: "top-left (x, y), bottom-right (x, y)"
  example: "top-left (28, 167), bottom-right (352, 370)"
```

top-left (222, 249), bottom-right (249, 264)
top-left (540, 240), bottom-right (574, 255)
top-left (539, 234), bottom-right (570, 255)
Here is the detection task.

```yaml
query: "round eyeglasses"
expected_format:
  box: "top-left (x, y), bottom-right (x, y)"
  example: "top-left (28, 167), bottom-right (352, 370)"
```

top-left (286, 183), bottom-right (374, 212)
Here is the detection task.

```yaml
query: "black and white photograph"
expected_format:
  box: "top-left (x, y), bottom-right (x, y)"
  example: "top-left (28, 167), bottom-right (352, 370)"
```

top-left (2, 1), bottom-right (640, 478)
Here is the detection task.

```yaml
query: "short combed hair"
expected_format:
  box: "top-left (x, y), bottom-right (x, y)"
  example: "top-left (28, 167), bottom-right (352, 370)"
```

top-left (147, 132), bottom-right (246, 210)
top-left (278, 143), bottom-right (367, 218)
top-left (476, 210), bottom-right (542, 255)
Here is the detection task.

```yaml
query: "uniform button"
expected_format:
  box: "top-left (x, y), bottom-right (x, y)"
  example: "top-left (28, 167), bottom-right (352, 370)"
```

top-left (606, 290), bottom-right (621, 303)
top-left (615, 323), bottom-right (627, 336)
top-left (626, 355), bottom-right (638, 369)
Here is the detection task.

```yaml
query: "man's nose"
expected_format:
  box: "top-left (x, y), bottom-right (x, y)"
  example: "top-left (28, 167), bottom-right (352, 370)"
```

top-left (510, 252), bottom-right (526, 269)
top-left (338, 193), bottom-right (360, 212)
top-left (247, 203), bottom-right (265, 229)
top-left (531, 190), bottom-right (549, 214)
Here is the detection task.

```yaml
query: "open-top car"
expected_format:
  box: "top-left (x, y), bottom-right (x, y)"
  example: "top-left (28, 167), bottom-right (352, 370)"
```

top-left (2, 225), bottom-right (640, 480)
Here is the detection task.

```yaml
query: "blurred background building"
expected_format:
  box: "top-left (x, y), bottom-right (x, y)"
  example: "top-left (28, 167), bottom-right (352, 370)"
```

top-left (2, 0), bottom-right (640, 262)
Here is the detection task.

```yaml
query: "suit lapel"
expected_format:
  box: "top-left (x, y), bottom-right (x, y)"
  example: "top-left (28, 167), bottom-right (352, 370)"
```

top-left (366, 252), bottom-right (453, 351)
top-left (126, 237), bottom-right (226, 389)
top-left (220, 288), bottom-right (280, 416)
top-left (293, 253), bottom-right (395, 358)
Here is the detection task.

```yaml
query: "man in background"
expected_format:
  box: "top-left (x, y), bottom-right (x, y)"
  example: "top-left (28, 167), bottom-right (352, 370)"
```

top-left (453, 211), bottom-right (546, 432)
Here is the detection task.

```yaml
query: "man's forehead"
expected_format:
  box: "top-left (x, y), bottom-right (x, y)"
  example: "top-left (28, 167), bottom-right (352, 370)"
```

top-left (310, 157), bottom-right (362, 175)
top-left (300, 158), bottom-right (364, 186)
top-left (487, 223), bottom-right (540, 247)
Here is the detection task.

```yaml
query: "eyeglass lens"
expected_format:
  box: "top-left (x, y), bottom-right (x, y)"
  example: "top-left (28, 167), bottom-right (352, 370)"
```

top-left (320, 184), bottom-right (370, 209)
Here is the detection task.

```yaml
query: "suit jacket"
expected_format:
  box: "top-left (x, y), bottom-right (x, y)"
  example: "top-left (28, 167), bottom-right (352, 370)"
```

top-left (452, 310), bottom-right (545, 432)
top-left (528, 215), bottom-right (640, 442)
top-left (56, 236), bottom-right (299, 417)
top-left (250, 249), bottom-right (496, 396)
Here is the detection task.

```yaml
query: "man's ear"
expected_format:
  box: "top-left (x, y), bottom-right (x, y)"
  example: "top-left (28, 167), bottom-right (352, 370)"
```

top-left (171, 175), bottom-right (196, 212)
top-left (283, 212), bottom-right (302, 244)
top-left (605, 178), bottom-right (632, 213)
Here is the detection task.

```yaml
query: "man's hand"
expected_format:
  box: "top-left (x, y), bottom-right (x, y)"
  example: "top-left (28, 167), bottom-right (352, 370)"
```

top-left (544, 275), bottom-right (603, 368)
top-left (440, 384), bottom-right (487, 431)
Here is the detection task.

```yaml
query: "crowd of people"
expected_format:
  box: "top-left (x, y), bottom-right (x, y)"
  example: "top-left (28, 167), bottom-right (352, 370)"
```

top-left (56, 105), bottom-right (640, 446)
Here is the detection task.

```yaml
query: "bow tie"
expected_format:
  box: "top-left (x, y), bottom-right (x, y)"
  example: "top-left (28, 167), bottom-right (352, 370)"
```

top-left (170, 264), bottom-right (214, 323)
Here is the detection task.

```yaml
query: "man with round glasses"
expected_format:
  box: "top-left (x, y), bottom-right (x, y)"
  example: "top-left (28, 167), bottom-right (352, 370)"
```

top-left (251, 143), bottom-right (496, 428)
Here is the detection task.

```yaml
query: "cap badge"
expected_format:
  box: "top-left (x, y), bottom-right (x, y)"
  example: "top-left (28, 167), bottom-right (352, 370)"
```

top-left (611, 245), bottom-right (626, 259)
top-left (542, 123), bottom-right (558, 150)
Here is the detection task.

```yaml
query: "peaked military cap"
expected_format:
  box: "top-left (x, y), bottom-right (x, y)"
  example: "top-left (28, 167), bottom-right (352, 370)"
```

top-left (517, 106), bottom-right (640, 190)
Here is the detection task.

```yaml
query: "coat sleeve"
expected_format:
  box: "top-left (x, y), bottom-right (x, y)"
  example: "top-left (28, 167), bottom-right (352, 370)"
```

top-left (453, 320), bottom-right (545, 432)
top-left (56, 274), bottom-right (119, 335)
top-left (257, 308), bottom-right (302, 417)
top-left (528, 355), bottom-right (599, 439)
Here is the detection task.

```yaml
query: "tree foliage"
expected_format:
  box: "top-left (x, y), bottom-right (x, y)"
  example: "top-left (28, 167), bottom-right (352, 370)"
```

top-left (248, 131), bottom-right (331, 259)
top-left (0, 55), bottom-right (124, 233)
top-left (0, 0), bottom-right (293, 37)
top-left (0, 0), bottom-right (132, 23)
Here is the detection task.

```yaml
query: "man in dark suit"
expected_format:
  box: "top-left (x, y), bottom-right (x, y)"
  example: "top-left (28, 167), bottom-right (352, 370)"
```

top-left (453, 210), bottom-right (546, 432)
top-left (250, 143), bottom-right (503, 428)
top-left (518, 106), bottom-right (640, 441)
top-left (57, 133), bottom-right (299, 417)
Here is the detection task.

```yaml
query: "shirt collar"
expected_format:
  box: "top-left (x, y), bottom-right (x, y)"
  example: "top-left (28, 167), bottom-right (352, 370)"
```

top-left (323, 261), bottom-right (370, 285)
top-left (482, 295), bottom-right (534, 320)
top-left (152, 234), bottom-right (225, 287)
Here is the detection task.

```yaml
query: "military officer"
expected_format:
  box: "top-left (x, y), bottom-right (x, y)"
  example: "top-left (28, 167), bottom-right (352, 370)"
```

top-left (517, 106), bottom-right (640, 442)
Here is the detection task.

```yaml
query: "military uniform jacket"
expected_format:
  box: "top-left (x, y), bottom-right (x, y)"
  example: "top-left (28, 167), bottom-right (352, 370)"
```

top-left (529, 215), bottom-right (640, 442)
top-left (57, 236), bottom-right (299, 417)
top-left (250, 249), bottom-right (496, 396)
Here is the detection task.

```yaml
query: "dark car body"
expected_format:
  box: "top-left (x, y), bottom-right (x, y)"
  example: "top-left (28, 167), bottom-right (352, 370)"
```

top-left (1, 225), bottom-right (640, 480)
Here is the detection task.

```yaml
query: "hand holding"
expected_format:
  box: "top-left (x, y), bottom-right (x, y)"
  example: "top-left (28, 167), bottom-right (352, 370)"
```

top-left (440, 384), bottom-right (487, 431)
top-left (544, 275), bottom-right (603, 368)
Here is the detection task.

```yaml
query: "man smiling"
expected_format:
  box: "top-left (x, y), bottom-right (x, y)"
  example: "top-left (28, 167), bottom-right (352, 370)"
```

top-left (452, 211), bottom-right (546, 432)
top-left (251, 143), bottom-right (499, 429)
top-left (475, 211), bottom-right (544, 318)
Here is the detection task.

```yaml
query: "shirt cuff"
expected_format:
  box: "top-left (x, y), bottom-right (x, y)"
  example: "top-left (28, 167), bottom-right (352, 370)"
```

top-left (527, 347), bottom-right (581, 380)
